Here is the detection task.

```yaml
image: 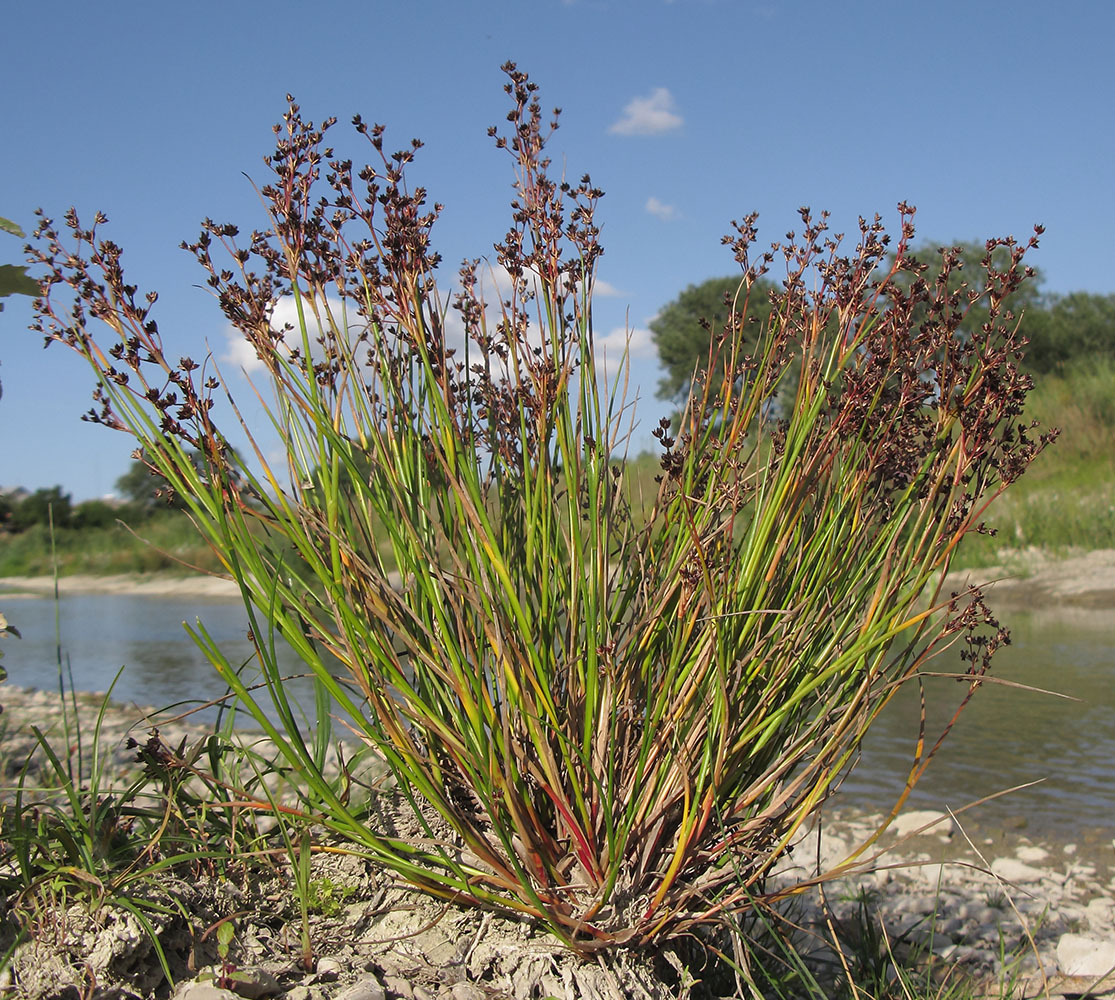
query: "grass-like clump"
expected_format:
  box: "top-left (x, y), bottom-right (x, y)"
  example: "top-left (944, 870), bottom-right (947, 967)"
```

top-left (23, 63), bottom-right (1051, 958)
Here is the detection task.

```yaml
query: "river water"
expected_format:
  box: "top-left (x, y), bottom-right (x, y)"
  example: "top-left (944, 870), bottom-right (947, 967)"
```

top-left (0, 588), bottom-right (1111, 845)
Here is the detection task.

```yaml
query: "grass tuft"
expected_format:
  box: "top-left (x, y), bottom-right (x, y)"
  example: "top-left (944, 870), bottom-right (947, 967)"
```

top-left (24, 64), bottom-right (1051, 956)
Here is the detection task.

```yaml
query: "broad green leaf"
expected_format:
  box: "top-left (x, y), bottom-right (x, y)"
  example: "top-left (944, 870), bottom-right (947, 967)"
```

top-left (0, 264), bottom-right (39, 299)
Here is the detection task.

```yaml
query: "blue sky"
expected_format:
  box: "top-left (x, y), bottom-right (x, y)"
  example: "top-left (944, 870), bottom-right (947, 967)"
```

top-left (2, 1), bottom-right (1111, 500)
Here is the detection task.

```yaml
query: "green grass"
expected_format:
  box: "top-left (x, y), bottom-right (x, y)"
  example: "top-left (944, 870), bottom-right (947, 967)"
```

top-left (954, 357), bottom-right (1115, 567)
top-left (0, 510), bottom-right (250, 577)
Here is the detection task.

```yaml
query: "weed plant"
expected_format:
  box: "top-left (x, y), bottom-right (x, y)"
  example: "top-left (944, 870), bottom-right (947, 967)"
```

top-left (26, 65), bottom-right (1052, 952)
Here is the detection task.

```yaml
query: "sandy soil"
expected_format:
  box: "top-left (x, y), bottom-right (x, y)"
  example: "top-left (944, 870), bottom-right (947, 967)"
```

top-left (941, 547), bottom-right (1115, 611)
top-left (0, 572), bottom-right (241, 599)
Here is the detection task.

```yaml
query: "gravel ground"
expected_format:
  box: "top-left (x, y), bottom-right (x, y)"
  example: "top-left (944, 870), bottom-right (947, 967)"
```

top-left (1, 684), bottom-right (1113, 999)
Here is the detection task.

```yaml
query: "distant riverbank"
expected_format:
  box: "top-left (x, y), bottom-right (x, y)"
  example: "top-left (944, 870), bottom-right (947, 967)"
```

top-left (4, 547), bottom-right (1115, 608)
top-left (0, 571), bottom-right (240, 599)
top-left (941, 547), bottom-right (1115, 611)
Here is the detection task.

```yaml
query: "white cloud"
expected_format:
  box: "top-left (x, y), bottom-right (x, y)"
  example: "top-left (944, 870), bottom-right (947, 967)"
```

top-left (645, 196), bottom-right (681, 221)
top-left (592, 278), bottom-right (623, 298)
top-left (222, 295), bottom-right (354, 375)
top-left (593, 325), bottom-right (656, 365)
top-left (225, 272), bottom-right (636, 388)
top-left (608, 87), bottom-right (683, 136)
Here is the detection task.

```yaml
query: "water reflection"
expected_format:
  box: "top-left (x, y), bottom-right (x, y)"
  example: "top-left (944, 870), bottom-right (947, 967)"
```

top-left (0, 591), bottom-right (320, 724)
top-left (835, 608), bottom-right (1114, 840)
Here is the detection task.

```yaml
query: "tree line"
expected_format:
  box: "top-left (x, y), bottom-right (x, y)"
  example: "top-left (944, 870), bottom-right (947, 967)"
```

top-left (0, 460), bottom-right (189, 534)
top-left (650, 240), bottom-right (1115, 403)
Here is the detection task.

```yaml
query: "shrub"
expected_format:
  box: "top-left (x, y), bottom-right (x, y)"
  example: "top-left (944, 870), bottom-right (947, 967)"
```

top-left (9, 485), bottom-right (71, 531)
top-left (27, 64), bottom-right (1051, 952)
top-left (70, 497), bottom-right (118, 530)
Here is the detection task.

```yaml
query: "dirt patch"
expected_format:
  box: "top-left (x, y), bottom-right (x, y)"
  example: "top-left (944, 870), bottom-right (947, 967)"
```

top-left (943, 547), bottom-right (1115, 611)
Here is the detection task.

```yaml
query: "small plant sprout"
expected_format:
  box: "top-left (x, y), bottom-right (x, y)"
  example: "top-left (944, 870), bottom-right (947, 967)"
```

top-left (27, 63), bottom-right (1052, 952)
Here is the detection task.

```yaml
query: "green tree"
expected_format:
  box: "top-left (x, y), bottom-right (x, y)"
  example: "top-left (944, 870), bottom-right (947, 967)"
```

top-left (10, 486), bottom-right (72, 532)
top-left (1022, 291), bottom-right (1115, 373)
top-left (114, 456), bottom-right (167, 510)
top-left (1, 216), bottom-right (41, 403)
top-left (896, 239), bottom-right (1047, 346)
top-left (71, 498), bottom-right (118, 530)
top-left (650, 276), bottom-right (777, 402)
top-left (116, 448), bottom-right (246, 512)
top-left (899, 241), bottom-right (1115, 373)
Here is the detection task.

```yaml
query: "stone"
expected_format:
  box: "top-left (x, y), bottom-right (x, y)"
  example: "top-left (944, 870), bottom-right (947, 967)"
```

top-left (990, 857), bottom-right (1047, 884)
top-left (450, 985), bottom-right (487, 1000)
top-left (335, 980), bottom-right (388, 1000)
top-left (381, 976), bottom-right (414, 999)
top-left (1057, 933), bottom-right (1115, 977)
top-left (1085, 898), bottom-right (1115, 930)
top-left (173, 985), bottom-right (241, 1000)
top-left (220, 967), bottom-right (283, 999)
top-left (1017, 844), bottom-right (1050, 863)
top-left (314, 957), bottom-right (343, 982)
top-left (890, 809), bottom-right (955, 839)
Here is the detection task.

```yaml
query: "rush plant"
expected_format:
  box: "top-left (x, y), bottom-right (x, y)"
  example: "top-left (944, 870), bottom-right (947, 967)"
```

top-left (26, 64), bottom-right (1052, 952)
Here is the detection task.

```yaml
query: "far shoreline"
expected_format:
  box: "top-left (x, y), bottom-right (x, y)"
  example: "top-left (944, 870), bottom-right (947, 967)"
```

top-left (3, 546), bottom-right (1115, 608)
top-left (0, 571), bottom-right (241, 599)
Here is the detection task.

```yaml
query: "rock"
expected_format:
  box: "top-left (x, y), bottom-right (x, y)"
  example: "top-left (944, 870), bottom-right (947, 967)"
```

top-left (314, 957), bottom-right (343, 982)
top-left (381, 976), bottom-right (414, 999)
top-left (1085, 898), bottom-right (1115, 930)
top-left (335, 979), bottom-right (388, 1000)
top-left (219, 967), bottom-right (283, 999)
top-left (890, 810), bottom-right (954, 839)
top-left (173, 984), bottom-right (241, 1000)
top-left (1017, 845), bottom-right (1050, 863)
top-left (990, 857), bottom-right (1047, 884)
top-left (1057, 933), bottom-right (1115, 977)
top-left (917, 862), bottom-right (948, 889)
top-left (450, 985), bottom-right (487, 1000)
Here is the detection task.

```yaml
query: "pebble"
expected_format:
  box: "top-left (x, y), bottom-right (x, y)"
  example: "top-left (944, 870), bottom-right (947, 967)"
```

top-left (219, 968), bottom-right (282, 999)
top-left (335, 980), bottom-right (387, 1000)
top-left (381, 976), bottom-right (414, 999)
top-left (450, 985), bottom-right (487, 1000)
top-left (889, 809), bottom-right (955, 839)
top-left (172, 986), bottom-right (240, 1000)
top-left (314, 957), bottom-right (343, 982)
top-left (990, 857), bottom-right (1047, 884)
top-left (1056, 933), bottom-right (1115, 977)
